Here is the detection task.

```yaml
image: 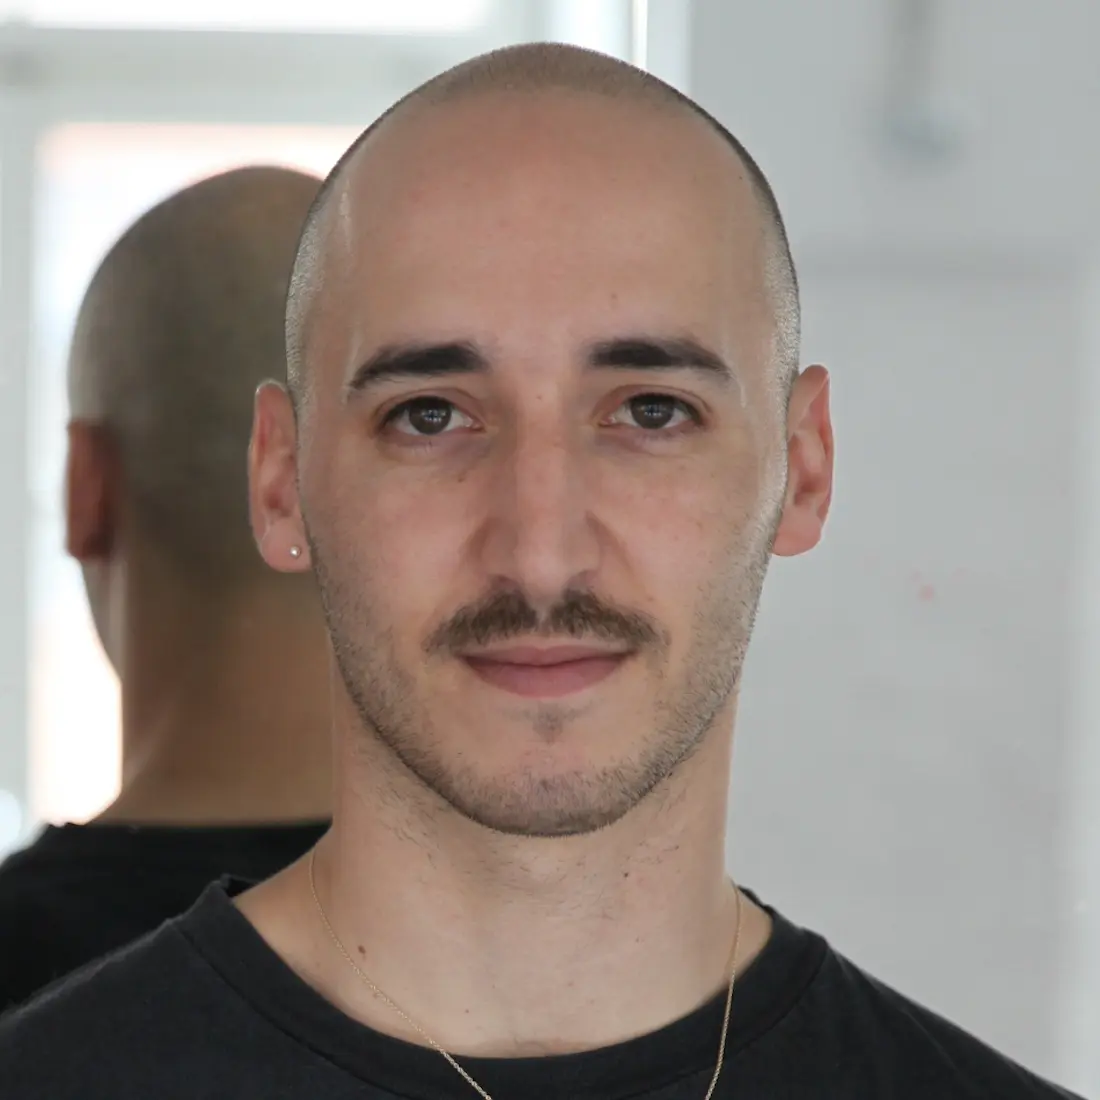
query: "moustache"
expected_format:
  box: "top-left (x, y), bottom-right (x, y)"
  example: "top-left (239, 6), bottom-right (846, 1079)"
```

top-left (424, 589), bottom-right (665, 657)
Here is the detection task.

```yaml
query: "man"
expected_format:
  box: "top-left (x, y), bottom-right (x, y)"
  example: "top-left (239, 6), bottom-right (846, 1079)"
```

top-left (0, 44), bottom-right (1081, 1098)
top-left (0, 167), bottom-right (331, 1011)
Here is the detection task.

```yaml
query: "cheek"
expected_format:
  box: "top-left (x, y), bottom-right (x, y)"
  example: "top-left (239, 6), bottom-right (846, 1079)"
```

top-left (306, 441), bottom-right (481, 627)
top-left (595, 452), bottom-right (766, 581)
top-left (371, 470), bottom-right (481, 579)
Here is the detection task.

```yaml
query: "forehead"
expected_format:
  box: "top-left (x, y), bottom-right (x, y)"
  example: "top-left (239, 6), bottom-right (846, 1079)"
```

top-left (313, 91), bottom-right (773, 375)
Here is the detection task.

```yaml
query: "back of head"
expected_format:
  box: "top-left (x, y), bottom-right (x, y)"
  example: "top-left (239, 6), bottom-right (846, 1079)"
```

top-left (70, 166), bottom-right (320, 587)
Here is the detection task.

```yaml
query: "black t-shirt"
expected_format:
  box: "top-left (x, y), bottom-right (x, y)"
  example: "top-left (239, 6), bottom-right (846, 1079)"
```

top-left (0, 879), bottom-right (1082, 1099)
top-left (0, 820), bottom-right (327, 1011)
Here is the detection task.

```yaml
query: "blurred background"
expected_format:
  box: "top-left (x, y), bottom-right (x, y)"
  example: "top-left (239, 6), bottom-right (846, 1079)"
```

top-left (0, 0), bottom-right (1095, 1092)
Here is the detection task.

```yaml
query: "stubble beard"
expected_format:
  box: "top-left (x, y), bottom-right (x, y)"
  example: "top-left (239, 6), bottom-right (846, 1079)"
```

top-left (308, 514), bottom-right (778, 839)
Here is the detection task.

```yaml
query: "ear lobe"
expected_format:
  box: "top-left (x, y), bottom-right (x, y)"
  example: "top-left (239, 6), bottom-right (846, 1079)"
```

top-left (772, 366), bottom-right (834, 558)
top-left (249, 382), bottom-right (311, 574)
top-left (65, 422), bottom-right (115, 562)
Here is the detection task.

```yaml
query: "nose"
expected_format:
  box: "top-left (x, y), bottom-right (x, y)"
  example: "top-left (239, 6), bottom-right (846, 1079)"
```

top-left (477, 418), bottom-right (601, 612)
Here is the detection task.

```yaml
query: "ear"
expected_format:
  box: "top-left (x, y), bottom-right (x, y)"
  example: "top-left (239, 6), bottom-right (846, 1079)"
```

top-left (65, 421), bottom-right (117, 563)
top-left (772, 365), bottom-right (834, 557)
top-left (250, 382), bottom-right (312, 572)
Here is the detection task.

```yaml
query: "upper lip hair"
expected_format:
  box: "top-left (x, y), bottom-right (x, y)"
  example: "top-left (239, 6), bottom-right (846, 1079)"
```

top-left (460, 643), bottom-right (631, 666)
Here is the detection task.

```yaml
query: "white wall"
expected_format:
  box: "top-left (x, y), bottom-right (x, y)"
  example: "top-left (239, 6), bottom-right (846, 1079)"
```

top-left (689, 0), bottom-right (1100, 1091)
top-left (736, 260), bottom-right (1079, 1073)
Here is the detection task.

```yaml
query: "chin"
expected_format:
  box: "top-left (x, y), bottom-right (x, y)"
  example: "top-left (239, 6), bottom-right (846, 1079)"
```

top-left (440, 775), bottom-right (646, 838)
top-left (411, 736), bottom-right (676, 838)
top-left (362, 683), bottom-right (707, 838)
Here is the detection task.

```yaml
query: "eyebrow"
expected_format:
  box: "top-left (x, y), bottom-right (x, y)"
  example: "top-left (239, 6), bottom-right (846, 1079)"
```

top-left (345, 334), bottom-right (736, 396)
top-left (347, 342), bottom-right (488, 394)
top-left (586, 337), bottom-right (736, 385)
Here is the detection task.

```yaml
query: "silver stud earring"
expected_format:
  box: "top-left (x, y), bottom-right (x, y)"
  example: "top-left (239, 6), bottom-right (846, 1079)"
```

top-left (289, 545), bottom-right (302, 560)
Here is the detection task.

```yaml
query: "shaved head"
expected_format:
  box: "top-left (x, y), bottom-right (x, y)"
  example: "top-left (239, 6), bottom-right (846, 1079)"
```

top-left (286, 42), bottom-right (799, 405)
top-left (251, 40), bottom-right (833, 840)
top-left (70, 165), bottom-right (320, 582)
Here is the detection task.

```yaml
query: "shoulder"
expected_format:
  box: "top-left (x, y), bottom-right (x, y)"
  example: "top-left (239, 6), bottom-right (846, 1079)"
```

top-left (0, 918), bottom-right (218, 1098)
top-left (0, 889), bottom-right (358, 1100)
top-left (792, 946), bottom-right (1082, 1098)
top-left (0, 832), bottom-right (179, 1010)
top-left (0, 841), bottom-right (85, 1010)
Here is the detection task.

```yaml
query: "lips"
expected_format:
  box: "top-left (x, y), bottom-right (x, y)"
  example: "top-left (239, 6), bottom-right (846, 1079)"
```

top-left (461, 645), bottom-right (630, 698)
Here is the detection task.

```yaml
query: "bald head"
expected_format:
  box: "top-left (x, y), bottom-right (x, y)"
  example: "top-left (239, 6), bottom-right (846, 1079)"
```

top-left (251, 43), bottom-right (832, 843)
top-left (70, 165), bottom-right (320, 582)
top-left (286, 43), bottom-right (799, 403)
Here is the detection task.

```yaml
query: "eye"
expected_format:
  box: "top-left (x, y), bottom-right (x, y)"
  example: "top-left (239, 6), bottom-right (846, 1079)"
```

top-left (605, 393), bottom-right (698, 432)
top-left (384, 397), bottom-right (476, 437)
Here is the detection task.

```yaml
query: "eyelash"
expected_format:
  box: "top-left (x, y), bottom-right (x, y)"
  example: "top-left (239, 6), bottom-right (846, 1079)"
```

top-left (379, 393), bottom-right (703, 441)
top-left (379, 397), bottom-right (478, 441)
top-left (603, 394), bottom-right (701, 432)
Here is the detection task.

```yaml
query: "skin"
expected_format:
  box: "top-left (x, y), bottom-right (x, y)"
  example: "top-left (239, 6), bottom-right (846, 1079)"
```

top-left (66, 473), bottom-right (332, 825)
top-left (244, 89), bottom-right (833, 1055)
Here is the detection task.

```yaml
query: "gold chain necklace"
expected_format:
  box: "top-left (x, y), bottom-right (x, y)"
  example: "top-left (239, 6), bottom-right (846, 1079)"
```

top-left (308, 847), bottom-right (743, 1100)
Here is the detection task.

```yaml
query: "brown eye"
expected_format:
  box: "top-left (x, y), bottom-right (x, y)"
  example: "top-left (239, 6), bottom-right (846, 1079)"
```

top-left (606, 393), bottom-right (697, 432)
top-left (628, 394), bottom-right (680, 429)
top-left (387, 397), bottom-right (473, 437)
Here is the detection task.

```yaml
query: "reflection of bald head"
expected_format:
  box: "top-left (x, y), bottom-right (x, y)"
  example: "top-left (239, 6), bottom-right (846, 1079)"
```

top-left (286, 42), bottom-right (799, 402)
top-left (70, 166), bottom-right (320, 582)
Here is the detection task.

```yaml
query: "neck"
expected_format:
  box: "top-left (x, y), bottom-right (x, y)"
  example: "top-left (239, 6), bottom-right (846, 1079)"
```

top-left (245, 700), bottom-right (771, 1057)
top-left (97, 572), bottom-right (332, 826)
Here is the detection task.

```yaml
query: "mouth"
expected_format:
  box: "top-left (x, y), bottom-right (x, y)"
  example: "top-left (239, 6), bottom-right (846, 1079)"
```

top-left (460, 644), bottom-right (632, 699)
